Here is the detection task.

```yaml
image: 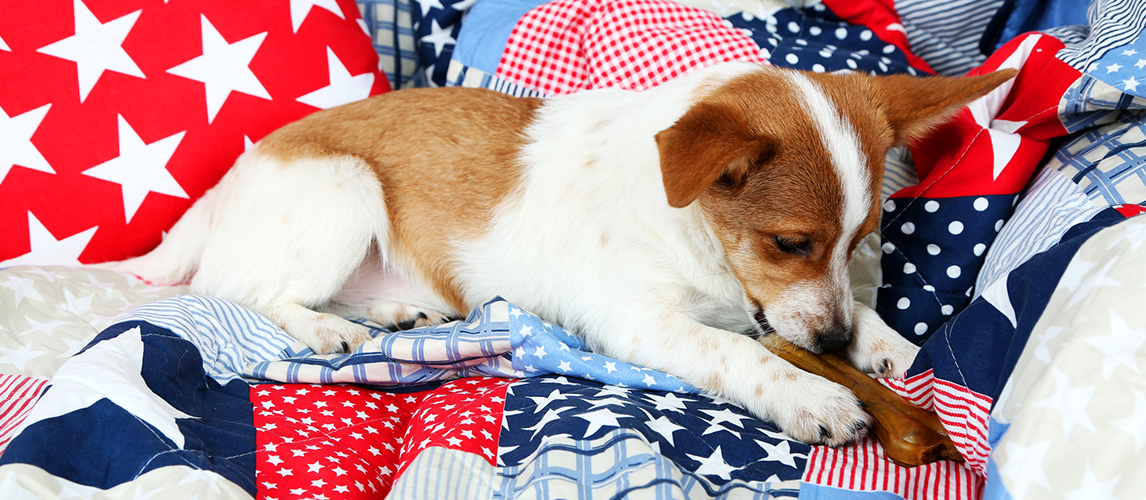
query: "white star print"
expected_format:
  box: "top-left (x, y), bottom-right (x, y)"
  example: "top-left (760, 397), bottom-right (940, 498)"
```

top-left (1123, 48), bottom-right (1139, 56)
top-left (586, 397), bottom-right (629, 409)
top-left (1032, 368), bottom-right (1096, 439)
top-left (1032, 326), bottom-right (1066, 364)
top-left (686, 446), bottom-right (737, 481)
top-left (36, 0), bottom-right (145, 102)
top-left (523, 407), bottom-right (571, 440)
top-left (1058, 258), bottom-right (1120, 310)
top-left (452, 0), bottom-right (480, 12)
top-left (418, 0), bottom-right (445, 16)
top-left (82, 115), bottom-right (188, 222)
top-left (1123, 76), bottom-right (1140, 92)
top-left (1, 212), bottom-right (97, 267)
top-left (296, 47), bottom-right (375, 109)
top-left (1106, 63), bottom-right (1122, 73)
top-left (643, 412), bottom-right (685, 446)
top-left (700, 407), bottom-right (752, 428)
top-left (166, 15), bottom-right (271, 124)
top-left (998, 439), bottom-right (1053, 498)
top-left (422, 19), bottom-right (455, 58)
top-left (1136, 58), bottom-right (1146, 70)
top-left (290, 0), bottom-right (344, 33)
top-left (0, 273), bottom-right (45, 310)
top-left (1105, 219), bottom-right (1146, 252)
top-left (1, 103), bottom-right (54, 185)
top-left (63, 287), bottom-right (95, 315)
top-left (13, 327), bottom-right (194, 447)
top-left (646, 392), bottom-right (689, 412)
top-left (1062, 462), bottom-right (1120, 500)
top-left (981, 272), bottom-right (1017, 328)
top-left (1083, 310), bottom-right (1146, 380)
top-left (0, 342), bottom-right (49, 372)
top-left (576, 407), bottom-right (627, 436)
top-left (1110, 389), bottom-right (1146, 454)
top-left (756, 439), bottom-right (802, 468)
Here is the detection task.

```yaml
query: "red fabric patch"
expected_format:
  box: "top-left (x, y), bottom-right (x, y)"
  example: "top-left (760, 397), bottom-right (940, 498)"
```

top-left (252, 378), bottom-right (511, 499)
top-left (497, 0), bottom-right (767, 95)
top-left (0, 0), bottom-right (388, 266)
top-left (253, 384), bottom-right (426, 499)
top-left (1115, 204), bottom-right (1146, 218)
top-left (398, 377), bottom-right (512, 474)
top-left (820, 0), bottom-right (934, 74)
top-left (894, 34), bottom-right (1080, 200)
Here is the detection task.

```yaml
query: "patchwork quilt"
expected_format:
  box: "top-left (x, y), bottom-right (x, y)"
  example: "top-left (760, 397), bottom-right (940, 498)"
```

top-left (3, 0), bottom-right (1146, 499)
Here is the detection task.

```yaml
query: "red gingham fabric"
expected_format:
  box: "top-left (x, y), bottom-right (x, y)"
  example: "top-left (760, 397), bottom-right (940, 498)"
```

top-left (497, 0), bottom-right (768, 95)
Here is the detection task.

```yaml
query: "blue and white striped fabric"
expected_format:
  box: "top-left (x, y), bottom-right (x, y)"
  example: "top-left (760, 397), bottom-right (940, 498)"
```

top-left (228, 297), bottom-right (696, 392)
top-left (1055, 0), bottom-right (1146, 72)
top-left (113, 295), bottom-right (296, 384)
top-left (895, 0), bottom-right (1004, 75)
top-left (974, 168), bottom-right (1107, 296)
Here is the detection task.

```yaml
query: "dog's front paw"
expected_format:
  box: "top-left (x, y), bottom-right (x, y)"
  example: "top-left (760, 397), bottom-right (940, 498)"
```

top-left (305, 314), bottom-right (376, 354)
top-left (846, 304), bottom-right (920, 378)
top-left (769, 371), bottom-right (870, 447)
top-left (367, 302), bottom-right (456, 331)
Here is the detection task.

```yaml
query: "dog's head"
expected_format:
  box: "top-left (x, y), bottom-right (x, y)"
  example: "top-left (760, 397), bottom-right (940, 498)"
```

top-left (656, 66), bottom-right (1016, 353)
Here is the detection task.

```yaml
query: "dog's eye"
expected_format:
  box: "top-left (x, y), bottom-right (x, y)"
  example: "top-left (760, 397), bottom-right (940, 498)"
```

top-left (773, 236), bottom-right (811, 256)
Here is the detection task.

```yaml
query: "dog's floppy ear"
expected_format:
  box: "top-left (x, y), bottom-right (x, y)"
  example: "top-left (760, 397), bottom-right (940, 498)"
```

top-left (656, 101), bottom-right (778, 208)
top-left (872, 69), bottom-right (1018, 145)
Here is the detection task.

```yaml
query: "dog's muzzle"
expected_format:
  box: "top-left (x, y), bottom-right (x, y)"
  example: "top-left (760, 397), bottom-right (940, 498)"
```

top-left (752, 308), bottom-right (852, 354)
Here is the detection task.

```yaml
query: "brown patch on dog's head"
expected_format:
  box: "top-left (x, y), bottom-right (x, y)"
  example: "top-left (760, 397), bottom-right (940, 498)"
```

top-left (656, 67), bottom-right (1016, 351)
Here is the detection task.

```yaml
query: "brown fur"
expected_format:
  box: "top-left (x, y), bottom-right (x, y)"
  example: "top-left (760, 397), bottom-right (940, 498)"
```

top-left (258, 88), bottom-right (542, 312)
top-left (655, 68), bottom-right (1018, 328)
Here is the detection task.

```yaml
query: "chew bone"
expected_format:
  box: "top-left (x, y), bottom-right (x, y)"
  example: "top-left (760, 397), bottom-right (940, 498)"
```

top-left (758, 334), bottom-right (963, 468)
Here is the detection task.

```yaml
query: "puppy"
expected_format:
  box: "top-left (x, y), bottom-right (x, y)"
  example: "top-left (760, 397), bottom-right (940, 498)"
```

top-left (114, 62), bottom-right (1015, 446)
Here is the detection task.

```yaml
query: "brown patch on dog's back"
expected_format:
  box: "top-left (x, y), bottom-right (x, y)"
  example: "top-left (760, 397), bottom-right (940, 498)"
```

top-left (259, 88), bottom-right (542, 313)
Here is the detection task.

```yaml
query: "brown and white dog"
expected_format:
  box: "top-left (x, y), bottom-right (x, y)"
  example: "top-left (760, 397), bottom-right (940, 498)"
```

top-left (114, 62), bottom-right (1015, 446)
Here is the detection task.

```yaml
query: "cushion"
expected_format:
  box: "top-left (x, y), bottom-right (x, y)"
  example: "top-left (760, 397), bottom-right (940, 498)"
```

top-left (0, 0), bottom-right (390, 266)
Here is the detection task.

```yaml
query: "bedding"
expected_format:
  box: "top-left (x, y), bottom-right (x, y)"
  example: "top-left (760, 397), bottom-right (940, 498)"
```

top-left (3, 0), bottom-right (1146, 498)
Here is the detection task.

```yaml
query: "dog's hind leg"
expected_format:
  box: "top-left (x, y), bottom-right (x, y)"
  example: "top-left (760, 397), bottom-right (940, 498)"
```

top-left (189, 151), bottom-right (389, 354)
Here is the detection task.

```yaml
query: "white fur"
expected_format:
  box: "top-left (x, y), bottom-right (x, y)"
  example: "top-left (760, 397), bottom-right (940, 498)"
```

top-left (761, 71), bottom-right (876, 347)
top-left (117, 62), bottom-right (919, 446)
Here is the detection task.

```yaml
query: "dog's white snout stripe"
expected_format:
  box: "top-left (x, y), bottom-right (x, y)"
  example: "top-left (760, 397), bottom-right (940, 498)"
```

top-left (784, 71), bottom-right (871, 317)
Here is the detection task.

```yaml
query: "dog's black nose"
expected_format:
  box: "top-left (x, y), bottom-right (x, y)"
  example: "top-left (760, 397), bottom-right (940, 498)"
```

top-left (815, 326), bottom-right (852, 353)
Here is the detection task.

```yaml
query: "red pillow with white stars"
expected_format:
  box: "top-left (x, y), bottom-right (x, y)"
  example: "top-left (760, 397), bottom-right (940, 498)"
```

top-left (0, 0), bottom-right (390, 266)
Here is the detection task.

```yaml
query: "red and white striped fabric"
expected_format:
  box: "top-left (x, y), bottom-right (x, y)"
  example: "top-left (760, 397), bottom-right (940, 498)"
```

top-left (883, 369), bottom-right (994, 474)
top-left (497, 0), bottom-right (768, 95)
top-left (803, 436), bottom-right (983, 500)
top-left (803, 370), bottom-right (994, 498)
top-left (0, 374), bottom-right (49, 457)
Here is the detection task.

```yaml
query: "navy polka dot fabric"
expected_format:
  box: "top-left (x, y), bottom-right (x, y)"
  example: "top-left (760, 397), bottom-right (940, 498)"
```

top-left (728, 5), bottom-right (922, 75)
top-left (877, 194), bottom-right (1020, 343)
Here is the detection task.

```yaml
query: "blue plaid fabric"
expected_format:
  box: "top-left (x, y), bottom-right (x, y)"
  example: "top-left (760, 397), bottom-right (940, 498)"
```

top-left (356, 0), bottom-right (420, 89)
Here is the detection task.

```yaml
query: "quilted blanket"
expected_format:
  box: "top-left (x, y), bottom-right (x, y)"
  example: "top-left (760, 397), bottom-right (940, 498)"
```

top-left (3, 0), bottom-right (1146, 499)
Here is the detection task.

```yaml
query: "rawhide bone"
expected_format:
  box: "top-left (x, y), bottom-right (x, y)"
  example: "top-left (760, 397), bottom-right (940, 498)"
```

top-left (758, 335), bottom-right (963, 468)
